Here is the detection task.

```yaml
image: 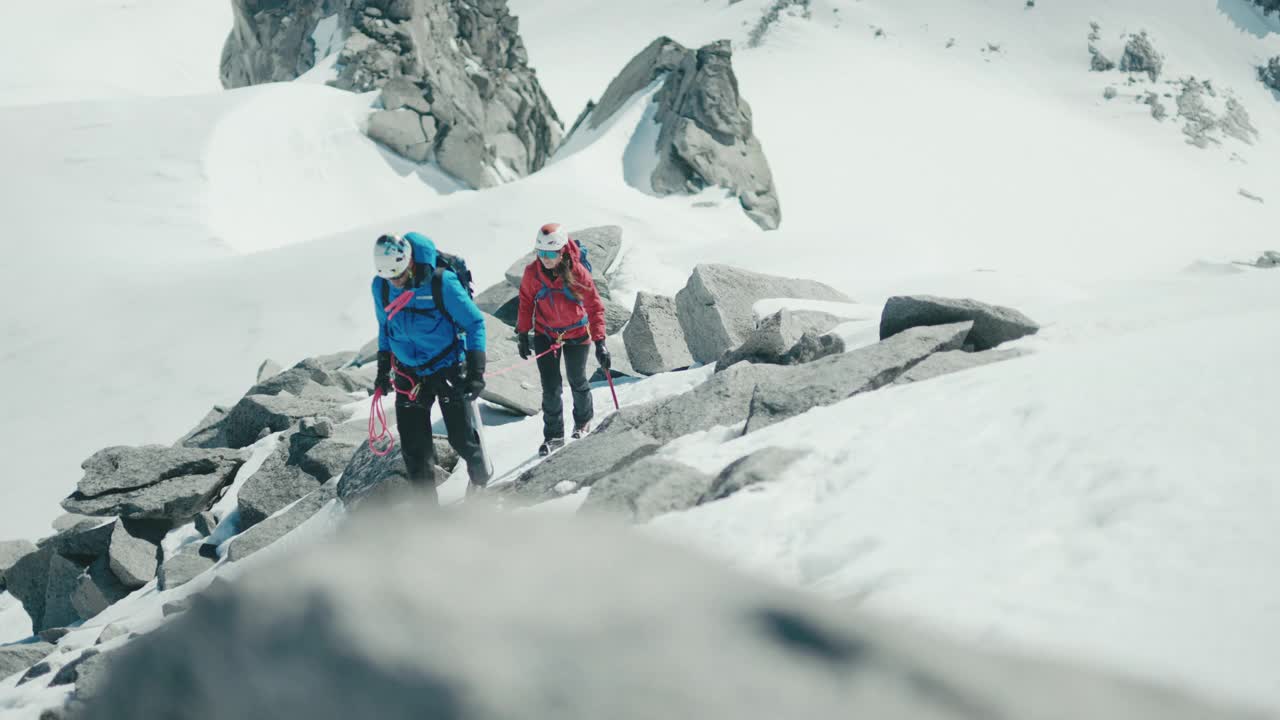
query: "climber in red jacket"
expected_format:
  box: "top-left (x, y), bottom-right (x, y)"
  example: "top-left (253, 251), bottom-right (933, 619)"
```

top-left (515, 223), bottom-right (610, 456)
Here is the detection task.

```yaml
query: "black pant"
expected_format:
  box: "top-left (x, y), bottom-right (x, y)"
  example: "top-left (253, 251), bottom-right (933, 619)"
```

top-left (393, 364), bottom-right (487, 498)
top-left (534, 334), bottom-right (593, 440)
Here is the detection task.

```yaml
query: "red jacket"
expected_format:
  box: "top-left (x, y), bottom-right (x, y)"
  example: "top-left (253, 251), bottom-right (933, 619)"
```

top-left (516, 240), bottom-right (606, 342)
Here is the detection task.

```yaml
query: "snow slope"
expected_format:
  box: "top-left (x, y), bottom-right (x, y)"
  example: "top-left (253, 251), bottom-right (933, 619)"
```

top-left (1, 0), bottom-right (1279, 713)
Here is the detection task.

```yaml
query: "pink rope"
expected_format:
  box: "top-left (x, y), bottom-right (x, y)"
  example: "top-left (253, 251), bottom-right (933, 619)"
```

top-left (368, 387), bottom-right (395, 456)
top-left (486, 342), bottom-right (560, 378)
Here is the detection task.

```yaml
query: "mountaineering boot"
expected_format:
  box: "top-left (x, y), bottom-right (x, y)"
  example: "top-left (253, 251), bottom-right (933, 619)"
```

top-left (538, 437), bottom-right (565, 457)
top-left (571, 423), bottom-right (591, 440)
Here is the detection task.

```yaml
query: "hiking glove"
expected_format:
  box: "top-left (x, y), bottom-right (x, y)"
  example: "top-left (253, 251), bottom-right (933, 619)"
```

top-left (594, 340), bottom-right (611, 371)
top-left (375, 351), bottom-right (393, 396)
top-left (463, 350), bottom-right (486, 401)
top-left (517, 332), bottom-right (531, 360)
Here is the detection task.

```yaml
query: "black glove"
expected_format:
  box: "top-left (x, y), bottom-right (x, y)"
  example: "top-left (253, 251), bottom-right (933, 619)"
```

top-left (375, 351), bottom-right (393, 395)
top-left (595, 340), bottom-right (611, 370)
top-left (463, 350), bottom-right (486, 400)
top-left (518, 332), bottom-right (531, 360)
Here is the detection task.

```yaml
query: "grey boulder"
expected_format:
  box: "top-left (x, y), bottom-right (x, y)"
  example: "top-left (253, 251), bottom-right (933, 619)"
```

top-left (227, 483), bottom-right (338, 563)
top-left (745, 322), bottom-right (973, 434)
top-left (700, 448), bottom-right (810, 504)
top-left (0, 642), bottom-right (54, 681)
top-left (474, 282), bottom-right (519, 318)
top-left (715, 308), bottom-right (808, 371)
top-left (504, 429), bottom-right (661, 502)
top-left (70, 556), bottom-right (130, 622)
top-left (76, 511), bottom-right (1254, 720)
top-left (236, 442), bottom-right (323, 531)
top-left (503, 225), bottom-right (624, 292)
top-left (676, 264), bottom-right (850, 364)
top-left (1120, 31), bottom-right (1163, 81)
top-left (222, 392), bottom-right (355, 449)
top-left (158, 545), bottom-right (217, 591)
top-left (367, 109), bottom-right (437, 163)
top-left (0, 539), bottom-right (36, 592)
top-left (879, 295), bottom-right (1039, 351)
top-left (5, 547), bottom-right (85, 633)
top-left (894, 348), bottom-right (1030, 385)
top-left (580, 458), bottom-right (714, 523)
top-left (623, 292), bottom-right (693, 375)
top-left (603, 362), bottom-right (786, 443)
top-left (478, 313), bottom-right (541, 416)
top-left (105, 521), bottom-right (160, 589)
top-left (337, 442), bottom-right (445, 510)
top-left (62, 447), bottom-right (245, 524)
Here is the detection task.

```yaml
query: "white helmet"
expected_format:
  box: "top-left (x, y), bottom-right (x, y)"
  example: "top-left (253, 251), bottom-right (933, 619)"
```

top-left (373, 233), bottom-right (411, 278)
top-left (534, 223), bottom-right (569, 253)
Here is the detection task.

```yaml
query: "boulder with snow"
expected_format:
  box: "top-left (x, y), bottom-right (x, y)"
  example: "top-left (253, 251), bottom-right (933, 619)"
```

top-left (75, 511), bottom-right (1255, 720)
top-left (879, 295), bottom-right (1038, 351)
top-left (579, 458), bottom-right (714, 523)
top-left (676, 264), bottom-right (850, 365)
top-left (5, 548), bottom-right (85, 632)
top-left (733, 308), bottom-right (850, 369)
top-left (0, 642), bottom-right (54, 682)
top-left (227, 483), bottom-right (337, 563)
top-left (570, 37), bottom-right (780, 229)
top-left (745, 322), bottom-right (973, 434)
top-left (70, 556), bottom-right (130, 622)
top-left (222, 0), bottom-right (561, 189)
top-left (893, 348), bottom-right (1030, 385)
top-left (61, 446), bottom-right (245, 523)
top-left (237, 442), bottom-right (324, 531)
top-left (158, 545), bottom-right (216, 591)
top-left (0, 540), bottom-right (36, 592)
top-left (222, 392), bottom-right (355, 449)
top-left (623, 292), bottom-right (693, 375)
top-left (602, 362), bottom-right (786, 443)
top-left (700, 447), bottom-right (809, 504)
top-left (1259, 58), bottom-right (1280, 93)
top-left (504, 429), bottom-right (661, 502)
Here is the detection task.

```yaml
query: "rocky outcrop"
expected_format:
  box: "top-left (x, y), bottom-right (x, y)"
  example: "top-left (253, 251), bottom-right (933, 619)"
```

top-left (1259, 57), bottom-right (1280, 93)
top-left (5, 548), bottom-right (85, 632)
top-left (677, 265), bottom-right (850, 364)
top-left (1119, 32), bottom-right (1163, 81)
top-left (61, 446), bottom-right (245, 523)
top-left (879, 295), bottom-right (1039, 351)
top-left (227, 483), bottom-right (337, 562)
top-left (503, 225), bottom-right (623, 295)
top-left (74, 511), bottom-right (1259, 720)
top-left (70, 557), bottom-right (130, 621)
top-left (222, 0), bottom-right (562, 189)
top-left (570, 37), bottom-right (781, 230)
top-left (158, 546), bottom-right (216, 591)
top-left (623, 292), bottom-right (693, 375)
top-left (0, 642), bottom-right (54, 682)
top-left (744, 322), bottom-right (973, 434)
top-left (0, 540), bottom-right (36, 592)
top-left (602, 362), bottom-right (786, 443)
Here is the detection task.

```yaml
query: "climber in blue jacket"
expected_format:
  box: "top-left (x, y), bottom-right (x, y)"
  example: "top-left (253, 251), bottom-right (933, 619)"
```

top-left (372, 232), bottom-right (490, 495)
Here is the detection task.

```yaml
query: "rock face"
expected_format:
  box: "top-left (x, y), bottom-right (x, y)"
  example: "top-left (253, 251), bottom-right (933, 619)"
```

top-left (744, 322), bottom-right (973, 434)
top-left (676, 265), bottom-right (850, 364)
top-left (1259, 57), bottom-right (1280, 93)
top-left (623, 292), bottom-right (693, 375)
top-left (61, 447), bottom-right (245, 523)
top-left (222, 0), bottom-right (562, 189)
top-left (579, 458), bottom-right (714, 523)
top-left (75, 511), bottom-right (1257, 720)
top-left (571, 37), bottom-right (780, 230)
top-left (879, 296), bottom-right (1039, 352)
top-left (5, 548), bottom-right (85, 633)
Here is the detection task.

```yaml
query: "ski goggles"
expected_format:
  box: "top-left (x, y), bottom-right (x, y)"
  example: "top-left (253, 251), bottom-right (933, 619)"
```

top-left (536, 248), bottom-right (562, 260)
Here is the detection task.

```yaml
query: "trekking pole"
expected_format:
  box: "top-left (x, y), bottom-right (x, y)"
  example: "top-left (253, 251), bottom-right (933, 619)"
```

top-left (605, 370), bottom-right (620, 410)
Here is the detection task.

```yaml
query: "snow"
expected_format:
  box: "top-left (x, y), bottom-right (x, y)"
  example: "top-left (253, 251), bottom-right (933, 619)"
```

top-left (2, 0), bottom-right (1279, 715)
top-left (0, 594), bottom-right (30, 646)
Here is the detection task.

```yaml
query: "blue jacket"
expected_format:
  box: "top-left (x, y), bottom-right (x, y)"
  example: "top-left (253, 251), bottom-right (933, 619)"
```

top-left (373, 232), bottom-right (486, 375)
